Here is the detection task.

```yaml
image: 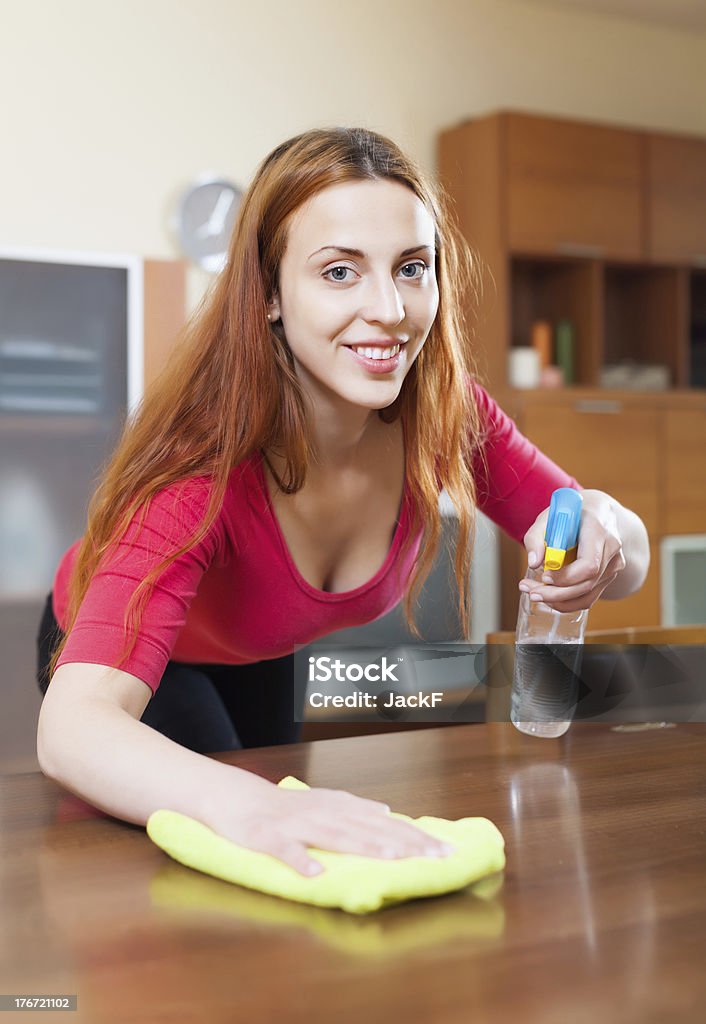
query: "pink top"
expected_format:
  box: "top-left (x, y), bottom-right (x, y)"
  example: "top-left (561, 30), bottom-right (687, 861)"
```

top-left (52, 384), bottom-right (580, 692)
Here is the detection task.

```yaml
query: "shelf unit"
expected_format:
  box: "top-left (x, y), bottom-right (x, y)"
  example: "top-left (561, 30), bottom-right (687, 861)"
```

top-left (438, 110), bottom-right (706, 394)
top-left (437, 111), bottom-right (706, 630)
top-left (510, 255), bottom-right (602, 385)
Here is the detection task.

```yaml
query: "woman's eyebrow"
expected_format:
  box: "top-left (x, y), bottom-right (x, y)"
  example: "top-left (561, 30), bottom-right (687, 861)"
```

top-left (307, 244), bottom-right (435, 261)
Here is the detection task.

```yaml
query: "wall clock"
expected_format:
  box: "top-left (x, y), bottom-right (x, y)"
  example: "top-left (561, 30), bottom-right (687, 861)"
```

top-left (175, 176), bottom-right (242, 273)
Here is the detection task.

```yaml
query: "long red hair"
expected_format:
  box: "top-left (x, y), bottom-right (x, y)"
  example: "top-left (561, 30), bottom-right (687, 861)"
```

top-left (49, 126), bottom-right (486, 678)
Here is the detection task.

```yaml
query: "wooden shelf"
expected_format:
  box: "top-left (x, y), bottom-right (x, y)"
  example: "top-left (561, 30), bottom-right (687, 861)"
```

top-left (438, 112), bottom-right (706, 631)
top-left (603, 264), bottom-right (688, 387)
top-left (511, 256), bottom-right (602, 386)
top-left (438, 111), bottom-right (706, 395)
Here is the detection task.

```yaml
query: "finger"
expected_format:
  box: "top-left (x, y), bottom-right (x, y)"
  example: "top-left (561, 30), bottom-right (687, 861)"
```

top-left (233, 832), bottom-right (325, 877)
top-left (526, 546), bottom-right (544, 570)
top-left (524, 574), bottom-right (617, 608)
top-left (519, 574), bottom-right (598, 605)
top-left (534, 575), bottom-right (619, 613)
top-left (523, 523), bottom-right (547, 568)
top-left (611, 546), bottom-right (627, 573)
top-left (523, 549), bottom-right (615, 596)
top-left (564, 535), bottom-right (624, 582)
top-left (529, 548), bottom-right (624, 601)
top-left (538, 559), bottom-right (591, 588)
top-left (521, 558), bottom-right (619, 600)
top-left (557, 552), bottom-right (606, 587)
top-left (285, 790), bottom-right (453, 857)
top-left (573, 512), bottom-right (625, 574)
top-left (351, 815), bottom-right (455, 857)
top-left (290, 816), bottom-right (453, 860)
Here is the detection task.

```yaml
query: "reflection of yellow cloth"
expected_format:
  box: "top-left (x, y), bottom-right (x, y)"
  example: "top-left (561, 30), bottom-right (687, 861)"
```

top-left (147, 776), bottom-right (505, 915)
top-left (150, 865), bottom-right (506, 955)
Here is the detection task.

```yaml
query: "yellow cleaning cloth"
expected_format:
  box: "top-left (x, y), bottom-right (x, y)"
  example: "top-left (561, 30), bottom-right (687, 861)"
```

top-left (147, 776), bottom-right (505, 915)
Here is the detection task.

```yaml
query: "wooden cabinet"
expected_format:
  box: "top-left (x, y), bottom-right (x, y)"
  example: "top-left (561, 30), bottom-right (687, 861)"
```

top-left (438, 112), bottom-right (706, 629)
top-left (586, 538), bottom-right (661, 631)
top-left (506, 113), bottom-right (645, 260)
top-left (493, 389), bottom-right (706, 631)
top-left (647, 132), bottom-right (706, 264)
top-left (141, 260), bottom-right (189, 390)
top-left (519, 395), bottom-right (660, 534)
top-left (663, 405), bottom-right (706, 534)
top-left (438, 111), bottom-right (706, 395)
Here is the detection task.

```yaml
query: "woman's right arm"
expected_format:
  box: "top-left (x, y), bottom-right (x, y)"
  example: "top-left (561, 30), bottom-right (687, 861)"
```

top-left (37, 664), bottom-right (453, 875)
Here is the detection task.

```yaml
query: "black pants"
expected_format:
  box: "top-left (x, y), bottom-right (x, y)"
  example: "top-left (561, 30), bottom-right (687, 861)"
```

top-left (36, 592), bottom-right (303, 754)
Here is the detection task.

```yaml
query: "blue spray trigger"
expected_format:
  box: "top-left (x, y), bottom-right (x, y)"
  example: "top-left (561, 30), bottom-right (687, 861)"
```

top-left (544, 488), bottom-right (583, 566)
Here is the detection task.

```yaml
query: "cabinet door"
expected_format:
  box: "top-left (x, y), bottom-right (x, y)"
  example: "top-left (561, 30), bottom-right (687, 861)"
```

top-left (664, 407), bottom-right (706, 534)
top-left (520, 399), bottom-right (660, 534)
top-left (585, 538), bottom-right (660, 630)
top-left (647, 133), bottom-right (706, 264)
top-left (506, 113), bottom-right (644, 260)
top-left (507, 399), bottom-right (661, 629)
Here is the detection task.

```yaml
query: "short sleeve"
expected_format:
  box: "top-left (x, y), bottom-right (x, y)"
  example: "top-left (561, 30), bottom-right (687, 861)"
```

top-left (470, 381), bottom-right (582, 544)
top-left (54, 477), bottom-right (225, 692)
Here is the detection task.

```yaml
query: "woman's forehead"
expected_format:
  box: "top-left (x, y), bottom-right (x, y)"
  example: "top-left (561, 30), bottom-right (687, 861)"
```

top-left (285, 179), bottom-right (436, 255)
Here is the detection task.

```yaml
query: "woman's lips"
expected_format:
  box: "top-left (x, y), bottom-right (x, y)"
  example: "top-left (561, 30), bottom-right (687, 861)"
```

top-left (343, 345), bottom-right (403, 374)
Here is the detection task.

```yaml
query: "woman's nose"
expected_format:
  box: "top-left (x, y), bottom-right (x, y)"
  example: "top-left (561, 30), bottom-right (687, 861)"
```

top-left (360, 275), bottom-right (405, 326)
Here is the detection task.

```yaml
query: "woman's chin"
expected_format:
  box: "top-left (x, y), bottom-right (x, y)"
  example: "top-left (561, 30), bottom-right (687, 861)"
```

top-left (296, 365), bottom-right (402, 411)
top-left (343, 384), bottom-right (402, 411)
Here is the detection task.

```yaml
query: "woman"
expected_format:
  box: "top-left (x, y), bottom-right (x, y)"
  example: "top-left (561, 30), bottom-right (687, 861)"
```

top-left (36, 127), bottom-right (649, 876)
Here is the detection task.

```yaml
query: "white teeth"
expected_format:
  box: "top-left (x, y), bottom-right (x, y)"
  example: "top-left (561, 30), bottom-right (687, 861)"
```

top-left (351, 344), bottom-right (400, 360)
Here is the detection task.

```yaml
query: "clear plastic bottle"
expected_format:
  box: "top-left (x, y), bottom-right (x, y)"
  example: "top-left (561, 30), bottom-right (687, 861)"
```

top-left (511, 488), bottom-right (588, 738)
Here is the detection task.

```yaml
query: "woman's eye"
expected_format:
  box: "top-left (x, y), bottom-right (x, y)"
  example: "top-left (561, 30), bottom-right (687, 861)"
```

top-left (324, 266), bottom-right (355, 282)
top-left (323, 262), bottom-right (428, 283)
top-left (399, 262), bottom-right (427, 279)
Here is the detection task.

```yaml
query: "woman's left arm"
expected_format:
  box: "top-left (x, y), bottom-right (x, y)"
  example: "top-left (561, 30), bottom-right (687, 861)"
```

top-left (520, 489), bottom-right (651, 612)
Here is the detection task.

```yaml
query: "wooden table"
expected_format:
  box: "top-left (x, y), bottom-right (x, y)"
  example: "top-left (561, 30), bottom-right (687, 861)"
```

top-left (1, 723), bottom-right (705, 1024)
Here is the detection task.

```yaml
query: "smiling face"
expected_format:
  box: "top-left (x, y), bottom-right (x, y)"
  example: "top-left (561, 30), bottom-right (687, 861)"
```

top-left (269, 178), bottom-right (439, 413)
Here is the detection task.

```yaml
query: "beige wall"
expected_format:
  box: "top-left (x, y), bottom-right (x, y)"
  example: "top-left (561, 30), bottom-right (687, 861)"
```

top-left (2, 0), bottom-right (705, 307)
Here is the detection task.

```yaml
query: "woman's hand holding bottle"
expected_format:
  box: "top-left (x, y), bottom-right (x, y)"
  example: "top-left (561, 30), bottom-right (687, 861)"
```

top-left (521, 489), bottom-right (626, 612)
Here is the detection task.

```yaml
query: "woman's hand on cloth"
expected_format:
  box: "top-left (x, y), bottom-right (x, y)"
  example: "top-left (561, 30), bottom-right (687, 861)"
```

top-left (519, 489), bottom-right (649, 613)
top-left (203, 784), bottom-right (455, 877)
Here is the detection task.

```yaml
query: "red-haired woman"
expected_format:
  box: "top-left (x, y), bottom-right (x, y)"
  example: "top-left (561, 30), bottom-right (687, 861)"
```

top-left (36, 128), bottom-right (649, 876)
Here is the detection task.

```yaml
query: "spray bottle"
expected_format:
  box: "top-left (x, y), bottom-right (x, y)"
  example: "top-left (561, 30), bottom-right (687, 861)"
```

top-left (511, 487), bottom-right (588, 738)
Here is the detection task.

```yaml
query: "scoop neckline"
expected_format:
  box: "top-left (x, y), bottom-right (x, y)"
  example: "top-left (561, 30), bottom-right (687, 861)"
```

top-left (253, 450), bottom-right (409, 602)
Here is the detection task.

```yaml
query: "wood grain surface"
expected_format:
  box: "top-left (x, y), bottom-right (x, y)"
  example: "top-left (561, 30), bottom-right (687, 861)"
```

top-left (1, 723), bottom-right (704, 1024)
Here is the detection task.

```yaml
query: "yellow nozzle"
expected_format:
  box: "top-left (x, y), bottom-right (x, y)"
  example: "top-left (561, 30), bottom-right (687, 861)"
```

top-left (543, 545), bottom-right (578, 572)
